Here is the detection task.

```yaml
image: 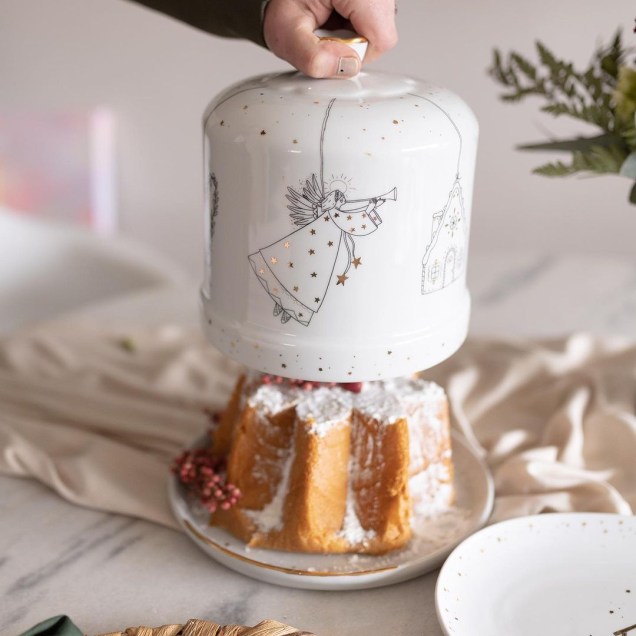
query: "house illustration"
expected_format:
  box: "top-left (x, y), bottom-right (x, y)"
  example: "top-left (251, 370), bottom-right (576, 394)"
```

top-left (421, 181), bottom-right (467, 294)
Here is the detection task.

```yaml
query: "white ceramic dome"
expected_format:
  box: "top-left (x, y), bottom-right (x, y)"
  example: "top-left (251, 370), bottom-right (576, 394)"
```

top-left (201, 71), bottom-right (478, 382)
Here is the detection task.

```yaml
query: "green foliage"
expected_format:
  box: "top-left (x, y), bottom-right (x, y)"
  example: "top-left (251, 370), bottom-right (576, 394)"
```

top-left (490, 30), bottom-right (636, 204)
top-left (533, 145), bottom-right (628, 177)
top-left (622, 121), bottom-right (636, 150)
top-left (518, 132), bottom-right (622, 153)
top-left (615, 66), bottom-right (636, 123)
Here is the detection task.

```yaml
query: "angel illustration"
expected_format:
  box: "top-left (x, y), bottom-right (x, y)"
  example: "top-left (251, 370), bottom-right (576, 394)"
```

top-left (248, 99), bottom-right (397, 327)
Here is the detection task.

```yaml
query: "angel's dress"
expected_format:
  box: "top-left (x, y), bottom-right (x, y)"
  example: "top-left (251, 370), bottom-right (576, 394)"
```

top-left (249, 201), bottom-right (383, 326)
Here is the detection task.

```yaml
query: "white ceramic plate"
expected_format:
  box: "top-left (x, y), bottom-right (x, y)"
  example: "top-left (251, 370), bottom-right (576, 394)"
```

top-left (168, 431), bottom-right (493, 590)
top-left (436, 513), bottom-right (636, 635)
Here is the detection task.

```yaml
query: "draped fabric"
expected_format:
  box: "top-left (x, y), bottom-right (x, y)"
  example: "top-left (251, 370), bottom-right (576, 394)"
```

top-left (1, 323), bottom-right (634, 531)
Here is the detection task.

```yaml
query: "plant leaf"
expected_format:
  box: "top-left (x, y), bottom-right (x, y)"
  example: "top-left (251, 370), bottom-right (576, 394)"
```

top-left (599, 30), bottom-right (625, 79)
top-left (623, 123), bottom-right (636, 152)
top-left (511, 53), bottom-right (537, 81)
top-left (489, 31), bottom-right (636, 184)
top-left (533, 161), bottom-right (579, 177)
top-left (532, 144), bottom-right (628, 178)
top-left (614, 66), bottom-right (636, 124)
top-left (536, 41), bottom-right (559, 70)
top-left (572, 145), bottom-right (628, 175)
top-left (518, 133), bottom-right (622, 153)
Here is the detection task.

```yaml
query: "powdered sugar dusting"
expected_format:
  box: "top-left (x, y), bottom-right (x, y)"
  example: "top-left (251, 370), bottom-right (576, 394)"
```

top-left (245, 446), bottom-right (295, 532)
top-left (355, 383), bottom-right (404, 423)
top-left (338, 480), bottom-right (376, 546)
top-left (338, 453), bottom-right (376, 547)
top-left (382, 376), bottom-right (445, 404)
top-left (406, 408), bottom-right (445, 474)
top-left (409, 505), bottom-right (474, 548)
top-left (248, 383), bottom-right (300, 415)
top-left (381, 377), bottom-right (448, 474)
top-left (183, 431), bottom-right (487, 579)
top-left (238, 373), bottom-right (457, 551)
top-left (340, 505), bottom-right (474, 569)
top-left (296, 387), bottom-right (352, 437)
top-left (409, 455), bottom-right (454, 518)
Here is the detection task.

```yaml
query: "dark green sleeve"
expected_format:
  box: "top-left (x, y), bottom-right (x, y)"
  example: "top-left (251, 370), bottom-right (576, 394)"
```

top-left (127, 0), bottom-right (268, 48)
top-left (19, 615), bottom-right (83, 636)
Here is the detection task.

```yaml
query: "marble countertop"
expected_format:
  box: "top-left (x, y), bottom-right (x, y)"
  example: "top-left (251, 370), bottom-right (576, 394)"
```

top-left (2, 250), bottom-right (635, 636)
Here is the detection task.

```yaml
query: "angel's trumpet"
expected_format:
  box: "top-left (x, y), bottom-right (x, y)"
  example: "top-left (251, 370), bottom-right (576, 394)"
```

top-left (348, 187), bottom-right (397, 204)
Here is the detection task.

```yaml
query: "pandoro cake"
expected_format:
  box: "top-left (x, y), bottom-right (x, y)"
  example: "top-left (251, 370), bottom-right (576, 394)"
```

top-left (210, 374), bottom-right (454, 555)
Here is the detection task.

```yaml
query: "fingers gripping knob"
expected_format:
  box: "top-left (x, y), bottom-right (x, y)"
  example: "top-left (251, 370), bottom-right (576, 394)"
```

top-left (315, 28), bottom-right (369, 63)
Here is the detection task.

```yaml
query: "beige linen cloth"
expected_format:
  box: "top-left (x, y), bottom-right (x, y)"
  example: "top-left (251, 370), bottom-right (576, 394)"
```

top-left (1, 322), bottom-right (635, 528)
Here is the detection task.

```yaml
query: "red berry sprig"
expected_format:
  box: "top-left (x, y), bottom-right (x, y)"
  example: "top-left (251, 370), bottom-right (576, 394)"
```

top-left (203, 408), bottom-right (223, 425)
top-left (260, 375), bottom-right (363, 393)
top-left (172, 449), bottom-right (241, 513)
top-left (339, 382), bottom-right (363, 393)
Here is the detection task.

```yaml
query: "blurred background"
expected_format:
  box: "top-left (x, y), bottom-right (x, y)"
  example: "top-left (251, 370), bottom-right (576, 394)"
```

top-left (1, 0), bottom-right (635, 278)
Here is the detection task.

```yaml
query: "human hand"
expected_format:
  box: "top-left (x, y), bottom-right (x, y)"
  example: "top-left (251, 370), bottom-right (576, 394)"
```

top-left (263, 0), bottom-right (398, 79)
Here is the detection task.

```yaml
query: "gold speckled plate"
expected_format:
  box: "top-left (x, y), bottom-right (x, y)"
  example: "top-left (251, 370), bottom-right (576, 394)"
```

top-left (436, 513), bottom-right (636, 635)
top-left (168, 432), bottom-right (493, 590)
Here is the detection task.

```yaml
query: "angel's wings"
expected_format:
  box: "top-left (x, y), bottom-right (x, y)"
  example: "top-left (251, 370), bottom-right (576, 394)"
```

top-left (286, 174), bottom-right (323, 226)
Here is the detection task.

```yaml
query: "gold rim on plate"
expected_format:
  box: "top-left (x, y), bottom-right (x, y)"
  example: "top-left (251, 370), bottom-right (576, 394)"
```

top-left (182, 519), bottom-right (397, 577)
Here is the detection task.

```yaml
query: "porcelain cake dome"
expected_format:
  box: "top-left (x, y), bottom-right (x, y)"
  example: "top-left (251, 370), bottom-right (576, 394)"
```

top-left (201, 71), bottom-right (478, 382)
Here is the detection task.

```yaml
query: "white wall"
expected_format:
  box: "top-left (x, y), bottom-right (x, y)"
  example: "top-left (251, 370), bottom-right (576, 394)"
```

top-left (1, 0), bottom-right (634, 277)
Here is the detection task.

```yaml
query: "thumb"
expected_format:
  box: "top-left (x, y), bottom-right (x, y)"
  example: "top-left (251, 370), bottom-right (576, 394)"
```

top-left (264, 0), bottom-right (362, 79)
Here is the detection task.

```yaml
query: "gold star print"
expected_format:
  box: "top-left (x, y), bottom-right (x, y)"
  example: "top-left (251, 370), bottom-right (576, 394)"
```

top-left (336, 274), bottom-right (349, 286)
top-left (324, 215), bottom-right (330, 222)
top-left (310, 229), bottom-right (316, 235)
top-left (309, 249), bottom-right (315, 255)
top-left (350, 227), bottom-right (355, 232)
top-left (288, 262), bottom-right (294, 268)
top-left (362, 213), bottom-right (367, 218)
top-left (314, 297), bottom-right (320, 303)
top-left (362, 224), bottom-right (367, 230)
top-left (284, 241), bottom-right (290, 248)
top-left (260, 130), bottom-right (267, 135)
top-left (293, 286), bottom-right (299, 292)
top-left (352, 257), bottom-right (362, 268)
top-left (347, 215), bottom-right (352, 221)
top-left (258, 268), bottom-right (265, 275)
top-left (270, 257), bottom-right (278, 265)
top-left (311, 272), bottom-right (317, 277)
top-left (334, 213), bottom-right (340, 218)
top-left (299, 312), bottom-right (304, 317)
top-left (328, 241), bottom-right (334, 247)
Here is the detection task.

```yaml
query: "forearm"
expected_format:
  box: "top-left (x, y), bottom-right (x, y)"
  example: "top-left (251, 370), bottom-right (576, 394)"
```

top-left (127, 0), bottom-right (267, 47)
